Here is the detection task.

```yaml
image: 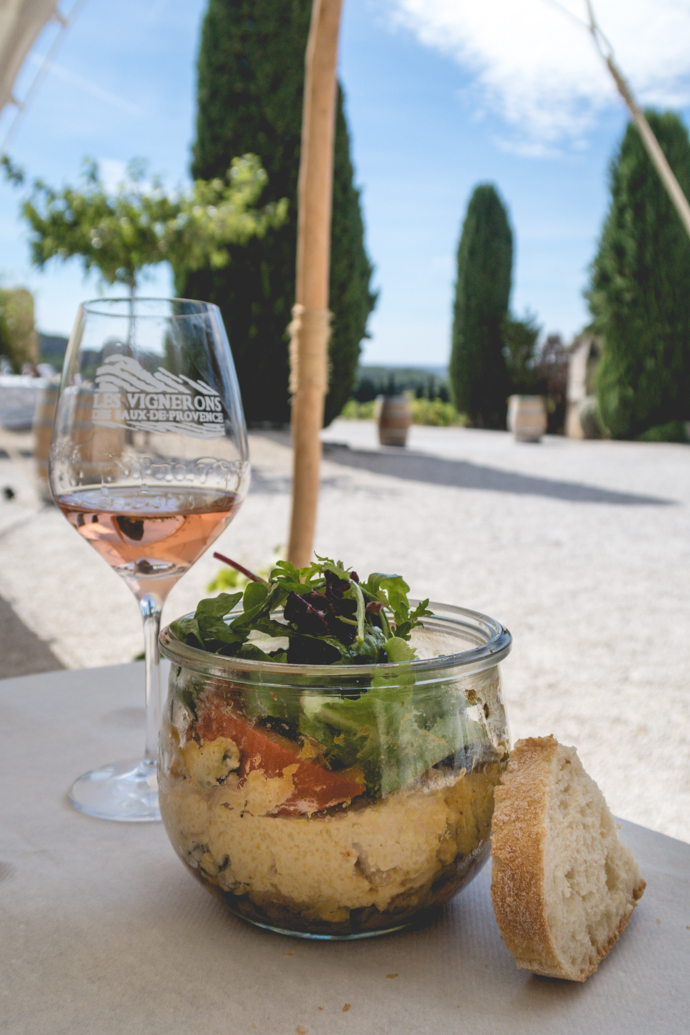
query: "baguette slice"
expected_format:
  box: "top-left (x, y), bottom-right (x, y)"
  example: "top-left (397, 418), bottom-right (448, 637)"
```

top-left (491, 735), bottom-right (645, 981)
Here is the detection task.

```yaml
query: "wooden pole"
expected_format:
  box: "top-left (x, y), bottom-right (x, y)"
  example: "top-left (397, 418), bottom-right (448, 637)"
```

top-left (287, 0), bottom-right (343, 568)
top-left (582, 0), bottom-right (690, 241)
top-left (600, 60), bottom-right (690, 241)
top-left (552, 0), bottom-right (690, 242)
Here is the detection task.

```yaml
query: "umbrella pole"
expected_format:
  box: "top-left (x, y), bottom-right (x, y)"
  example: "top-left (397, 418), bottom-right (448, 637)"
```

top-left (287, 0), bottom-right (343, 568)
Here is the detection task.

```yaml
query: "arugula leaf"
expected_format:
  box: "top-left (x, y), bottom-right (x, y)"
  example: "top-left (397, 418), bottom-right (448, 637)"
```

top-left (195, 592), bottom-right (244, 651)
top-left (394, 598), bottom-right (433, 640)
top-left (382, 636), bottom-right (417, 662)
top-left (363, 573), bottom-right (411, 612)
top-left (316, 556), bottom-right (355, 584)
top-left (269, 560), bottom-right (312, 594)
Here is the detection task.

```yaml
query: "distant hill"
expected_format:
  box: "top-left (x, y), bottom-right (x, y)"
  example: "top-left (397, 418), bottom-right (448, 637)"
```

top-left (37, 333), bottom-right (69, 369)
top-left (359, 363), bottom-right (448, 378)
top-left (353, 364), bottom-right (450, 402)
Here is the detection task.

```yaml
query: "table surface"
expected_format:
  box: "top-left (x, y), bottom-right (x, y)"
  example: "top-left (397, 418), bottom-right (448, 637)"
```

top-left (1, 663), bottom-right (688, 1035)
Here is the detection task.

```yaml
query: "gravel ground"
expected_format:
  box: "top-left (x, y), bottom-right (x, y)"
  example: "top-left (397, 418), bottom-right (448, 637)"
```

top-left (1, 420), bottom-right (688, 844)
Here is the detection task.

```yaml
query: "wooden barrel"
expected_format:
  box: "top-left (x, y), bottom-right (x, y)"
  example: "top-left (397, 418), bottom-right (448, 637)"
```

top-left (33, 384), bottom-right (59, 501)
top-left (76, 390), bottom-right (124, 458)
top-left (377, 395), bottom-right (412, 447)
top-left (507, 395), bottom-right (547, 442)
top-left (33, 386), bottom-right (125, 497)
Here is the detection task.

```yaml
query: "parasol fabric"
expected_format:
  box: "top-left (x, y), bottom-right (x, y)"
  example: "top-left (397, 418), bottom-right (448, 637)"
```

top-left (0, 0), bottom-right (61, 115)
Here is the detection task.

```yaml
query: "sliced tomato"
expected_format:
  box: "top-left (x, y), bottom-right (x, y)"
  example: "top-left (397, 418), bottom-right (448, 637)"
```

top-left (196, 690), bottom-right (364, 815)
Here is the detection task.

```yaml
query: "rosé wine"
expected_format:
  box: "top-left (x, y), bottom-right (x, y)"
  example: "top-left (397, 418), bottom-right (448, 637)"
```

top-left (56, 485), bottom-right (241, 594)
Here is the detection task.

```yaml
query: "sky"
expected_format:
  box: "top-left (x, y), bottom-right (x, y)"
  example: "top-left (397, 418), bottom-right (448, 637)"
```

top-left (1, 0), bottom-right (689, 368)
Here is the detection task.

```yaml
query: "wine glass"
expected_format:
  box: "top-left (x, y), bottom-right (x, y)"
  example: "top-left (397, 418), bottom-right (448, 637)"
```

top-left (49, 298), bottom-right (250, 822)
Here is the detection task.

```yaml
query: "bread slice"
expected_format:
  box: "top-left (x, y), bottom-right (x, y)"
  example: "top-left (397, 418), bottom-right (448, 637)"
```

top-left (491, 735), bottom-right (645, 981)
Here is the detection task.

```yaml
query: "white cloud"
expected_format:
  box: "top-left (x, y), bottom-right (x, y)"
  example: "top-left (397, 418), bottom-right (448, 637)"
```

top-left (387, 0), bottom-right (690, 150)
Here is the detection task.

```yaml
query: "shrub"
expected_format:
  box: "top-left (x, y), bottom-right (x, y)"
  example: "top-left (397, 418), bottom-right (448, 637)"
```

top-left (340, 399), bottom-right (377, 420)
top-left (637, 420), bottom-right (689, 443)
top-left (410, 398), bottom-right (466, 426)
top-left (340, 396), bottom-right (466, 426)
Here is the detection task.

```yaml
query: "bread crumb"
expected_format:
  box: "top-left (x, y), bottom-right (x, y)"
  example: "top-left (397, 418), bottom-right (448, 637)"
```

top-left (317, 1006), bottom-right (324, 1011)
top-left (285, 951), bottom-right (293, 956)
top-left (656, 919), bottom-right (661, 925)
top-left (343, 1004), bottom-right (351, 1012)
top-left (386, 973), bottom-right (398, 979)
top-left (297, 1027), bottom-right (307, 1034)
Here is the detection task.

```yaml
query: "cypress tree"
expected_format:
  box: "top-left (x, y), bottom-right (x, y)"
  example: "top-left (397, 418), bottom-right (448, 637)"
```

top-left (587, 110), bottom-right (690, 439)
top-left (177, 0), bottom-right (375, 426)
top-left (450, 184), bottom-right (512, 428)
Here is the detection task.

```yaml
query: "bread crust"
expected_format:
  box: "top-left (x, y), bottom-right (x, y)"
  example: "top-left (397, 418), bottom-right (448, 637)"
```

top-left (491, 735), bottom-right (645, 981)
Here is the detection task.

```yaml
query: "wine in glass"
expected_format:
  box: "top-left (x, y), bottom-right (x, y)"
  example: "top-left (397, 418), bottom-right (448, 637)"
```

top-left (49, 298), bottom-right (250, 821)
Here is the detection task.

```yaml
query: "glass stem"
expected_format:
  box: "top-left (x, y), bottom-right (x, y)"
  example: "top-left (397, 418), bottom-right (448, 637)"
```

top-left (140, 593), bottom-right (164, 766)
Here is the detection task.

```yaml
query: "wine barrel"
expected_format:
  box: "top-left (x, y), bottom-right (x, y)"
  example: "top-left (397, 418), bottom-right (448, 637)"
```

top-left (33, 383), bottom-right (59, 501)
top-left (34, 386), bottom-right (126, 497)
top-left (377, 395), bottom-right (412, 447)
top-left (69, 389), bottom-right (125, 480)
top-left (75, 389), bottom-right (124, 452)
top-left (507, 395), bottom-right (547, 442)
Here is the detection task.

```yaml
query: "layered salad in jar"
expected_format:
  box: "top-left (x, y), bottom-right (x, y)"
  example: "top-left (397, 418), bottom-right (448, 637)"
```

top-left (159, 557), bottom-right (510, 937)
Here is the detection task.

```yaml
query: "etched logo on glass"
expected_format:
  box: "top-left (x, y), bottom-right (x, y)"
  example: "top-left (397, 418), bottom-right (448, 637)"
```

top-left (91, 355), bottom-right (225, 439)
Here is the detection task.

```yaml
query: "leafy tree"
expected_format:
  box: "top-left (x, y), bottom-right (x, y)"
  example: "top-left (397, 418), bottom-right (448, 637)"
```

top-left (587, 110), bottom-right (690, 438)
top-left (13, 154), bottom-right (285, 298)
top-left (0, 287), bottom-right (37, 372)
top-left (450, 184), bottom-right (513, 428)
top-left (178, 0), bottom-right (375, 427)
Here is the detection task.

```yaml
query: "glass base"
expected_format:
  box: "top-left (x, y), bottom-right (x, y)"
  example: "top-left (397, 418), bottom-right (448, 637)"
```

top-left (69, 758), bottom-right (160, 822)
top-left (239, 916), bottom-right (415, 940)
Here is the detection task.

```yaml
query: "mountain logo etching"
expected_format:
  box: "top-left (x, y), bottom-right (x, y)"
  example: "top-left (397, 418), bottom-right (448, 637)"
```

top-left (91, 355), bottom-right (224, 439)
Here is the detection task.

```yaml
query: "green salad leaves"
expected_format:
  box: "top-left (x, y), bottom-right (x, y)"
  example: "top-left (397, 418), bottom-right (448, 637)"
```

top-left (170, 556), bottom-right (432, 666)
top-left (169, 558), bottom-right (485, 798)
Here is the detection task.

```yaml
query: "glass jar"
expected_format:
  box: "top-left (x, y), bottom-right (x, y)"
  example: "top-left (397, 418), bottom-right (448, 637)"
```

top-left (158, 602), bottom-right (511, 939)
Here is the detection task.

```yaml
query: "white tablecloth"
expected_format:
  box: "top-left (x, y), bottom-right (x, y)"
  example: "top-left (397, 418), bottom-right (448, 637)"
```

top-left (0, 375), bottom-right (50, 430)
top-left (1, 664), bottom-right (688, 1035)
